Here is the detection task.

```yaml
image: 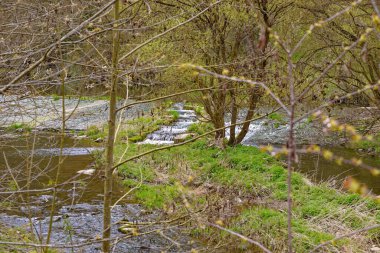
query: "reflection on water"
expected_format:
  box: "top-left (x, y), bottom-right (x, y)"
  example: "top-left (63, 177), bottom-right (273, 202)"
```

top-left (297, 147), bottom-right (380, 195)
top-left (0, 133), bottom-right (124, 216)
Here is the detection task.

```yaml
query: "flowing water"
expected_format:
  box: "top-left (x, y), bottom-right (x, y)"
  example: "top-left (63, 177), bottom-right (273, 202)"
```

top-left (139, 103), bottom-right (197, 145)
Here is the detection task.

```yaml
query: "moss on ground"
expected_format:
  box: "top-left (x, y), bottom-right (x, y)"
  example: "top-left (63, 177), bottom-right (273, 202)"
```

top-left (116, 139), bottom-right (380, 252)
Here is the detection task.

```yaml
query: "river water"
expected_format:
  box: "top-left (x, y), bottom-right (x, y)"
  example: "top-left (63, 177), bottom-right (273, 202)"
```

top-left (0, 133), bottom-right (124, 215)
top-left (0, 133), bottom-right (196, 252)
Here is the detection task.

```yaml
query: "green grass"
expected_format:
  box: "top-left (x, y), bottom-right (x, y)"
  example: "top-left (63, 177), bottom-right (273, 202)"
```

top-left (168, 110), bottom-right (180, 120)
top-left (134, 184), bottom-right (180, 209)
top-left (268, 112), bottom-right (286, 128)
top-left (115, 138), bottom-right (380, 252)
top-left (0, 224), bottom-right (41, 253)
top-left (229, 207), bottom-right (339, 252)
top-left (6, 123), bottom-right (32, 132)
top-left (52, 93), bottom-right (60, 101)
top-left (84, 125), bottom-right (106, 140)
top-left (350, 134), bottom-right (380, 153)
top-left (188, 122), bottom-right (213, 135)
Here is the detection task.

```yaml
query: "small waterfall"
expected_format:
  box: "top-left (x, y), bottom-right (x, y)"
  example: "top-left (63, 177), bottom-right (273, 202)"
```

top-left (240, 117), bottom-right (328, 146)
top-left (139, 103), bottom-right (197, 145)
top-left (141, 104), bottom-right (336, 146)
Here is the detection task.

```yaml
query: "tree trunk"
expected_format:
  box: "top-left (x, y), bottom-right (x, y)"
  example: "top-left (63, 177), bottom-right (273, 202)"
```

top-left (103, 1), bottom-right (120, 252)
top-left (228, 88), bottom-right (238, 146)
top-left (234, 88), bottom-right (259, 145)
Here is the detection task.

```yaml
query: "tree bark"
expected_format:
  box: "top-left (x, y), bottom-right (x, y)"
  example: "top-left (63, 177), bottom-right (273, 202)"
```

top-left (103, 1), bottom-right (120, 252)
top-left (234, 88), bottom-right (259, 145)
top-left (228, 88), bottom-right (238, 146)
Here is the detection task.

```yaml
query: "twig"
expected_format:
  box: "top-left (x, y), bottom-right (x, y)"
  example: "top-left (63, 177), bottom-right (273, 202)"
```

top-left (193, 66), bottom-right (291, 115)
top-left (309, 224), bottom-right (380, 252)
top-left (118, 1), bottom-right (222, 62)
top-left (208, 223), bottom-right (272, 253)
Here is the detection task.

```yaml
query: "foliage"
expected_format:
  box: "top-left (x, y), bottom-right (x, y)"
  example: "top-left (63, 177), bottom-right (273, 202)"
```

top-left (230, 207), bottom-right (337, 252)
top-left (123, 116), bottom-right (172, 143)
top-left (0, 224), bottom-right (38, 253)
top-left (1, 0), bottom-right (380, 252)
top-left (168, 110), bottom-right (180, 120)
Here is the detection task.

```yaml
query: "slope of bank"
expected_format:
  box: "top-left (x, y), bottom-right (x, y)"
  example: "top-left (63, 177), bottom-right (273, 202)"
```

top-left (115, 139), bottom-right (380, 252)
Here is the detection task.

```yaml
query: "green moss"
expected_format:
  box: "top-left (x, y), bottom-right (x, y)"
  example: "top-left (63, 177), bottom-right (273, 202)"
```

top-left (0, 224), bottom-right (37, 253)
top-left (168, 110), bottom-right (180, 120)
top-left (128, 135), bottom-right (144, 143)
top-left (123, 110), bottom-right (175, 143)
top-left (268, 112), bottom-right (286, 124)
top-left (52, 93), bottom-right (60, 101)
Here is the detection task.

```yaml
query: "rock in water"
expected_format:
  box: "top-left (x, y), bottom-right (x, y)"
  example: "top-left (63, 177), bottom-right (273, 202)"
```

top-left (174, 133), bottom-right (191, 144)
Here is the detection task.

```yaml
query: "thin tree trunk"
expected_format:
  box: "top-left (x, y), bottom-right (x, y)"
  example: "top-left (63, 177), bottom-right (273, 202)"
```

top-left (287, 53), bottom-right (296, 253)
top-left (103, 1), bottom-right (121, 252)
top-left (228, 88), bottom-right (238, 146)
top-left (45, 42), bottom-right (66, 253)
top-left (234, 88), bottom-right (258, 144)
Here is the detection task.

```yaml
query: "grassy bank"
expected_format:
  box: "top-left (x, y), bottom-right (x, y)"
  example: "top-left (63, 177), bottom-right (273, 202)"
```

top-left (350, 133), bottom-right (380, 155)
top-left (115, 138), bottom-right (380, 252)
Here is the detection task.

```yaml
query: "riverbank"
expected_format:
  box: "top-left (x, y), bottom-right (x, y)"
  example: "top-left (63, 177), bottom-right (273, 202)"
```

top-left (114, 138), bottom-right (379, 252)
top-left (110, 103), bottom-right (380, 252)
